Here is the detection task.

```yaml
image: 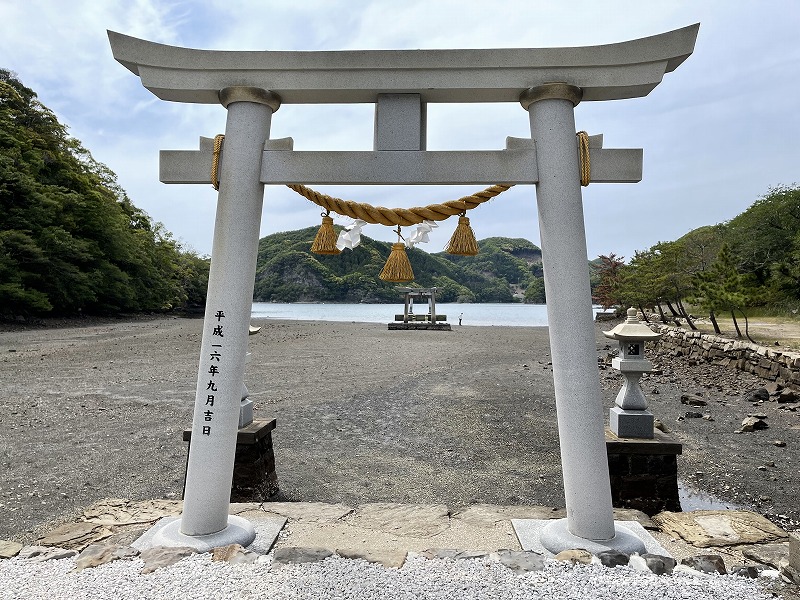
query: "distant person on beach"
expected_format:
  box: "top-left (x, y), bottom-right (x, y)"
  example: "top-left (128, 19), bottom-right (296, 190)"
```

top-left (459, 313), bottom-right (463, 326)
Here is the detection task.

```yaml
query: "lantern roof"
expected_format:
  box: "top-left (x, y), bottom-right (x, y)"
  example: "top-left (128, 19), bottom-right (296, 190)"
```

top-left (603, 307), bottom-right (662, 341)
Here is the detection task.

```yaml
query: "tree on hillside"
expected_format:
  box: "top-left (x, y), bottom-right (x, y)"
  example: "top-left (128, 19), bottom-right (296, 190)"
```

top-left (726, 185), bottom-right (800, 302)
top-left (0, 69), bottom-right (208, 317)
top-left (690, 243), bottom-right (753, 339)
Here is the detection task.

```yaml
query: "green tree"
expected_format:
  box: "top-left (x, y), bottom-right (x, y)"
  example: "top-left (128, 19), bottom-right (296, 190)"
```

top-left (523, 277), bottom-right (545, 304)
top-left (691, 243), bottom-right (751, 337)
top-left (0, 69), bottom-right (208, 317)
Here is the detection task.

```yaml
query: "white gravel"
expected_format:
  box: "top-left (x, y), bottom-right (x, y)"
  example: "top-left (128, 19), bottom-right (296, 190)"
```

top-left (0, 553), bottom-right (779, 600)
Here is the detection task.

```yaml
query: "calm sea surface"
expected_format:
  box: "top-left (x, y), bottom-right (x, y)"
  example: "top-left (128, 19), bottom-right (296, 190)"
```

top-left (251, 302), bottom-right (608, 327)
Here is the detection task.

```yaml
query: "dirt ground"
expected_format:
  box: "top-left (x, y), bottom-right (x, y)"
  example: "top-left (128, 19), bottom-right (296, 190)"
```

top-left (0, 316), bottom-right (798, 544)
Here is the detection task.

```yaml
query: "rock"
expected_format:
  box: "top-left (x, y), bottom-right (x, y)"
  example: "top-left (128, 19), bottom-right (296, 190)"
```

top-left (654, 419), bottom-right (669, 433)
top-left (778, 389), bottom-right (798, 403)
top-left (759, 568), bottom-right (781, 579)
top-left (211, 544), bottom-right (259, 565)
top-left (336, 547), bottom-right (407, 568)
top-left (743, 388), bottom-right (770, 403)
top-left (685, 411), bottom-right (704, 418)
top-left (702, 414), bottom-right (714, 421)
top-left (0, 540), bottom-right (23, 559)
top-left (681, 394), bottom-right (708, 406)
top-left (493, 549), bottom-right (545, 573)
top-left (75, 543), bottom-right (139, 571)
top-left (642, 553), bottom-right (676, 575)
top-left (627, 554), bottom-right (649, 572)
top-left (554, 549), bottom-right (593, 565)
top-left (421, 548), bottom-right (489, 560)
top-left (139, 546), bottom-right (196, 574)
top-left (351, 503), bottom-right (450, 537)
top-left (740, 416), bottom-right (768, 432)
top-left (596, 549), bottom-right (629, 568)
top-left (652, 510), bottom-right (787, 548)
top-left (36, 521), bottom-right (113, 551)
top-left (17, 546), bottom-right (78, 562)
top-left (271, 547), bottom-right (333, 568)
top-left (780, 558), bottom-right (800, 584)
top-left (731, 564), bottom-right (765, 578)
top-left (764, 382), bottom-right (782, 395)
top-left (773, 440), bottom-right (787, 447)
top-left (742, 541), bottom-right (789, 569)
top-left (681, 554), bottom-right (727, 575)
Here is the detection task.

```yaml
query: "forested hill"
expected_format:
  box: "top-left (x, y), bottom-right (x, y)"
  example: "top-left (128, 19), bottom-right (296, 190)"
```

top-left (0, 70), bottom-right (209, 318)
top-left (254, 228), bottom-right (545, 303)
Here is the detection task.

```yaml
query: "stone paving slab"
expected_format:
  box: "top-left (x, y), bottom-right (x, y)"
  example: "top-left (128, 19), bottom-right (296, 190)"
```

top-left (348, 503), bottom-right (450, 537)
top-left (260, 501), bottom-right (354, 523)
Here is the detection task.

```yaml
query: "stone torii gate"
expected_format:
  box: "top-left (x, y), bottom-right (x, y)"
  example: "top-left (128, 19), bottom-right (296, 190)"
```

top-left (109, 24), bottom-right (698, 553)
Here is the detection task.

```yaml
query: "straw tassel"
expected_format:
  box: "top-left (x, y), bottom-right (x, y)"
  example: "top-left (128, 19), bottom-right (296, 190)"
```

top-left (310, 215), bottom-right (341, 255)
top-left (380, 243), bottom-right (415, 282)
top-left (445, 215), bottom-right (479, 256)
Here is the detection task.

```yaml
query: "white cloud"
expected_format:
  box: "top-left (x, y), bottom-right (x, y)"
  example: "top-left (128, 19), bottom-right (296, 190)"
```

top-left (3, 0), bottom-right (800, 260)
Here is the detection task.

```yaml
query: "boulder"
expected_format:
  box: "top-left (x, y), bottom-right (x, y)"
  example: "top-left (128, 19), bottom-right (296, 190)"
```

top-left (642, 553), bottom-right (676, 575)
top-left (139, 546), bottom-right (196, 574)
top-left (554, 548), bottom-right (593, 565)
top-left (17, 546), bottom-right (78, 562)
top-left (596, 549), bottom-right (629, 568)
top-left (681, 394), bottom-right (708, 407)
top-left (652, 510), bottom-right (787, 547)
top-left (493, 549), bottom-right (545, 573)
top-left (681, 554), bottom-right (727, 575)
top-left (75, 543), bottom-right (138, 571)
top-left (271, 546), bottom-right (333, 569)
top-left (739, 416), bottom-right (768, 432)
top-left (0, 540), bottom-right (23, 559)
top-left (743, 388), bottom-right (769, 403)
top-left (211, 544), bottom-right (259, 565)
top-left (336, 547), bottom-right (407, 568)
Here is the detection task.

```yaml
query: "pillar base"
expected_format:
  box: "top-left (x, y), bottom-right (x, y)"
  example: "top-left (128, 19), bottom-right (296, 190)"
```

top-left (132, 515), bottom-right (256, 552)
top-left (609, 406), bottom-right (654, 439)
top-left (540, 518), bottom-right (646, 555)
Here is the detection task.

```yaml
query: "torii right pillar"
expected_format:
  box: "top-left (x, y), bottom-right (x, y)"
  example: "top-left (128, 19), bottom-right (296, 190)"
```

top-left (523, 83), bottom-right (642, 553)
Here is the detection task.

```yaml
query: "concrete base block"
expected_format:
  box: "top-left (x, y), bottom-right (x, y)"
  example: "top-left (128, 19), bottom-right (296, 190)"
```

top-left (239, 398), bottom-right (254, 428)
top-left (610, 406), bottom-right (654, 439)
top-left (132, 515), bottom-right (256, 552)
top-left (513, 518), bottom-right (667, 556)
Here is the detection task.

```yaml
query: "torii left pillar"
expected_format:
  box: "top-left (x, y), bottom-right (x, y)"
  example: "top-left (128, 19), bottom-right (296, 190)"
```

top-left (145, 87), bottom-right (279, 549)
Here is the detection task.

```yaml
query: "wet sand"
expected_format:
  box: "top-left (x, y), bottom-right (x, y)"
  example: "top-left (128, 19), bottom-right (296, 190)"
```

top-left (1, 316), bottom-right (797, 543)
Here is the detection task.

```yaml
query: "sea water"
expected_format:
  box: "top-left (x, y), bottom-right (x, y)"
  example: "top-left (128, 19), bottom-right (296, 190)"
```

top-left (251, 302), bottom-right (610, 327)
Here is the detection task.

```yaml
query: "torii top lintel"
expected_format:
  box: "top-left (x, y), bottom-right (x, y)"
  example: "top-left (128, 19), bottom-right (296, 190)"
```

top-left (107, 24), bottom-right (698, 105)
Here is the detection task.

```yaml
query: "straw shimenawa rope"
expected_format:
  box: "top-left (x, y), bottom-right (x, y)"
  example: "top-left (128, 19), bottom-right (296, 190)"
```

top-left (286, 183), bottom-right (513, 226)
top-left (211, 130), bottom-right (592, 208)
top-left (211, 134), bottom-right (225, 191)
top-left (577, 130), bottom-right (591, 187)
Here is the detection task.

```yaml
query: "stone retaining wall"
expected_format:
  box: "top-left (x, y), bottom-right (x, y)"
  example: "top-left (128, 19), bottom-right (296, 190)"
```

top-left (650, 325), bottom-right (800, 390)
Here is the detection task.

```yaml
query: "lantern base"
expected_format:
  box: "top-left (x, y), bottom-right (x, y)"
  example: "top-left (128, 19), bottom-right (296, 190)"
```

top-left (609, 406), bottom-right (654, 439)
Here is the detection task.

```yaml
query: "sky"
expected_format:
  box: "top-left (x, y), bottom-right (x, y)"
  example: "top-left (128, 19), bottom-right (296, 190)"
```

top-left (2, 0), bottom-right (799, 261)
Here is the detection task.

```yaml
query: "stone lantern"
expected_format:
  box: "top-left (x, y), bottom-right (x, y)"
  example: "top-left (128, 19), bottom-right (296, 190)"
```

top-left (603, 307), bottom-right (662, 439)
